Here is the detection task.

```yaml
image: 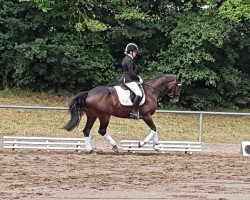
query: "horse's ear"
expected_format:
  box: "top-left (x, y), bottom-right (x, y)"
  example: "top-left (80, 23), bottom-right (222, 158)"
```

top-left (177, 73), bottom-right (182, 82)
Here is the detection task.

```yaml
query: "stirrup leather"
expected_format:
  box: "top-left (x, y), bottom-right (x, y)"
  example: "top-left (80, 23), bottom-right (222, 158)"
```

top-left (129, 111), bottom-right (139, 119)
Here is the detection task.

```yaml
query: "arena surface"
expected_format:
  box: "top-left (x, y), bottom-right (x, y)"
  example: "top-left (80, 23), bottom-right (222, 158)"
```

top-left (0, 141), bottom-right (249, 200)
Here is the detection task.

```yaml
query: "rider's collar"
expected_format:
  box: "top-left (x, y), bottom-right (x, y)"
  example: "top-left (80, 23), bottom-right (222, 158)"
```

top-left (127, 54), bottom-right (133, 59)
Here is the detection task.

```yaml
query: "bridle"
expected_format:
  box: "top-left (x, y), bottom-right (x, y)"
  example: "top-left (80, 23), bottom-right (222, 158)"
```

top-left (142, 81), bottom-right (182, 98)
top-left (166, 81), bottom-right (182, 98)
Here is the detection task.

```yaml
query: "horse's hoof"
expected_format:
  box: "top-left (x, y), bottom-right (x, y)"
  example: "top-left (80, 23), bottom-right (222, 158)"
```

top-left (86, 149), bottom-right (94, 154)
top-left (153, 144), bottom-right (160, 152)
top-left (138, 141), bottom-right (144, 148)
top-left (112, 145), bottom-right (119, 152)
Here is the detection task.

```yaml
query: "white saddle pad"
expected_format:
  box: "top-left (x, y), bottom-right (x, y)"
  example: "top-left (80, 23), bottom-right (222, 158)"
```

top-left (114, 86), bottom-right (145, 106)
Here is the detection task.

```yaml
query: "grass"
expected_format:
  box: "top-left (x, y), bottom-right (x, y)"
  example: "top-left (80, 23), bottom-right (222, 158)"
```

top-left (0, 89), bottom-right (249, 143)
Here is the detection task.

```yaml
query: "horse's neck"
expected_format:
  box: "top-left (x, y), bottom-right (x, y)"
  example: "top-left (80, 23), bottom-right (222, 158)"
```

top-left (146, 75), bottom-right (174, 89)
top-left (144, 74), bottom-right (175, 97)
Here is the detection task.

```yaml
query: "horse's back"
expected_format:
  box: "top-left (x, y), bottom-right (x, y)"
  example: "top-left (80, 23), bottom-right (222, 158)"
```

top-left (88, 86), bottom-right (114, 95)
top-left (85, 86), bottom-right (116, 107)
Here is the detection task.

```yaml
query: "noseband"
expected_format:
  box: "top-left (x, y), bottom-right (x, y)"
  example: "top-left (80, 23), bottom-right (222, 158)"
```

top-left (167, 81), bottom-right (182, 98)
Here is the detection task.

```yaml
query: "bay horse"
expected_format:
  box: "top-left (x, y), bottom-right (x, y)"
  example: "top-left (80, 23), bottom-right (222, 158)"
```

top-left (64, 74), bottom-right (182, 153)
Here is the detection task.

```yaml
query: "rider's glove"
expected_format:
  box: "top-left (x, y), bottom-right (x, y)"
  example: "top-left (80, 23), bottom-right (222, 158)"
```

top-left (138, 76), bottom-right (143, 84)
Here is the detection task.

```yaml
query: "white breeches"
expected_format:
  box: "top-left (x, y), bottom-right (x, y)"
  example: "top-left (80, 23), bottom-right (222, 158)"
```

top-left (124, 81), bottom-right (143, 97)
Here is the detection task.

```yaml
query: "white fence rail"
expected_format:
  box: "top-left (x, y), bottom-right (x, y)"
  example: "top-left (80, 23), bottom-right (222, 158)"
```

top-left (3, 136), bottom-right (85, 151)
top-left (121, 140), bottom-right (202, 153)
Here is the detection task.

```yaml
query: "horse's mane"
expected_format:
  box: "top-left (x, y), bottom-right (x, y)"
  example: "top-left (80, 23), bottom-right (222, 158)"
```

top-left (144, 74), bottom-right (176, 84)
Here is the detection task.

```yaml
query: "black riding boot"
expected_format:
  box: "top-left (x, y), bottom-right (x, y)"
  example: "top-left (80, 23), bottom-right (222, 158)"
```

top-left (129, 95), bottom-right (142, 119)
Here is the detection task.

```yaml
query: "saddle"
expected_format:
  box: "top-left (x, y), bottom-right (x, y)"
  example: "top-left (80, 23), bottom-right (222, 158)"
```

top-left (114, 85), bottom-right (145, 106)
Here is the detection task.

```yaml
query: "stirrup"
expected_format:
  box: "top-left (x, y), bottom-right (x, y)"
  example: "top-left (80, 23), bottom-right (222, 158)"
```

top-left (129, 111), bottom-right (139, 119)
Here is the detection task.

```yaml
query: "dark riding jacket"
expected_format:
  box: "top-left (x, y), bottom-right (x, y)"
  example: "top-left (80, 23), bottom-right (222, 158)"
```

top-left (119, 55), bottom-right (140, 83)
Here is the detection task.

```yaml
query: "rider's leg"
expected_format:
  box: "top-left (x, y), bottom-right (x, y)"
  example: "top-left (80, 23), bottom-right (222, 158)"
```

top-left (129, 95), bottom-right (142, 119)
top-left (124, 81), bottom-right (143, 119)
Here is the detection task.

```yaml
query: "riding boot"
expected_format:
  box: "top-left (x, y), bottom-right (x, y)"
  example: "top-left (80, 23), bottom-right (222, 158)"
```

top-left (129, 95), bottom-right (142, 119)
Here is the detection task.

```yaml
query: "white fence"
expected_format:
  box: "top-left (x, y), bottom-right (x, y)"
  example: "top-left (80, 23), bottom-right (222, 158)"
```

top-left (1, 104), bottom-right (249, 152)
top-left (3, 136), bottom-right (85, 151)
top-left (1, 104), bottom-right (249, 142)
top-left (121, 140), bottom-right (202, 153)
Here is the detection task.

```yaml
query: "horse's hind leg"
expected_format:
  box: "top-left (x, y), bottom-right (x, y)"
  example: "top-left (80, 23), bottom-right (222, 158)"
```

top-left (83, 115), bottom-right (97, 153)
top-left (98, 116), bottom-right (118, 152)
top-left (140, 115), bottom-right (159, 151)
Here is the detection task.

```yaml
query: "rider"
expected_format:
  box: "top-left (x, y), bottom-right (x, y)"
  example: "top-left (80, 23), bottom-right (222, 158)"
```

top-left (120, 43), bottom-right (143, 119)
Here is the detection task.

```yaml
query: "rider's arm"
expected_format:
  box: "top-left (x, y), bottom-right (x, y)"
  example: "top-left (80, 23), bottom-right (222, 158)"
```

top-left (127, 59), bottom-right (141, 82)
top-left (126, 58), bottom-right (134, 74)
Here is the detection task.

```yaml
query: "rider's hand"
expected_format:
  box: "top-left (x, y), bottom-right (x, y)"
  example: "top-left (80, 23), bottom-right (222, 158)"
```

top-left (138, 76), bottom-right (143, 84)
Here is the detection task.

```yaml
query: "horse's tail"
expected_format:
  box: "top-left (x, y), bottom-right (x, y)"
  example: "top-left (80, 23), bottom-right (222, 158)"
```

top-left (64, 91), bottom-right (88, 131)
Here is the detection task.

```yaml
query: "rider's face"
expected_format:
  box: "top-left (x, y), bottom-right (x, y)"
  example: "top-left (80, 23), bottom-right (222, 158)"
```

top-left (132, 51), bottom-right (137, 58)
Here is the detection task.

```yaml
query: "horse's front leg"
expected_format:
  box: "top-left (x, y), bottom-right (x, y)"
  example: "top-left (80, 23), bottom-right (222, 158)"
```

top-left (98, 116), bottom-right (118, 152)
top-left (140, 115), bottom-right (160, 151)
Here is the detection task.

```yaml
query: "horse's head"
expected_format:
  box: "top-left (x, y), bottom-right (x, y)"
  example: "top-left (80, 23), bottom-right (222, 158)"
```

top-left (144, 74), bottom-right (182, 104)
top-left (167, 74), bottom-right (182, 103)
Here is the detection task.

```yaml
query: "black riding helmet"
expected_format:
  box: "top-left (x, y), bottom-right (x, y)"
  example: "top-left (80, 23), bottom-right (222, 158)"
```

top-left (124, 43), bottom-right (138, 54)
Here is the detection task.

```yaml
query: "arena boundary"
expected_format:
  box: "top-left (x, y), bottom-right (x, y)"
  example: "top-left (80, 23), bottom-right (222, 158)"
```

top-left (1, 104), bottom-right (249, 154)
top-left (3, 136), bottom-right (85, 151)
top-left (121, 140), bottom-right (202, 153)
top-left (3, 136), bottom-right (201, 153)
top-left (1, 104), bottom-right (249, 143)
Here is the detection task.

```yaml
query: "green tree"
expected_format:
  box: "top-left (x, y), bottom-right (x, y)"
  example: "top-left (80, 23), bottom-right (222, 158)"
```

top-left (150, 5), bottom-right (250, 109)
top-left (1, 0), bottom-right (116, 91)
top-left (0, 0), bottom-right (249, 110)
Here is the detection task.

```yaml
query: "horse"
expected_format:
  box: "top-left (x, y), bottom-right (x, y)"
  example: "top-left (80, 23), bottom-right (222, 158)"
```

top-left (64, 74), bottom-right (182, 153)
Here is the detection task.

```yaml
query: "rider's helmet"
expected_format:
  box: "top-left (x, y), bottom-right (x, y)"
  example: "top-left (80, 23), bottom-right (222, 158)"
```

top-left (124, 43), bottom-right (138, 54)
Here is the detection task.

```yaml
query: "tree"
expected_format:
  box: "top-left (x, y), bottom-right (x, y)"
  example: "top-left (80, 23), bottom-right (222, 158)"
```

top-left (0, 0), bottom-right (249, 110)
top-left (1, 0), bottom-right (117, 91)
top-left (148, 3), bottom-right (250, 109)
